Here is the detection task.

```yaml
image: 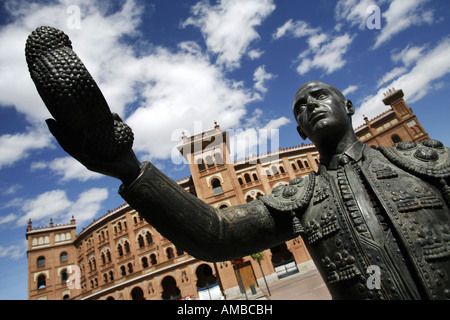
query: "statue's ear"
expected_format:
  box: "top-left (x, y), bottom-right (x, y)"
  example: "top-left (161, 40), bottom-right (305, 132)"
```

top-left (345, 99), bottom-right (355, 116)
top-left (296, 126), bottom-right (307, 140)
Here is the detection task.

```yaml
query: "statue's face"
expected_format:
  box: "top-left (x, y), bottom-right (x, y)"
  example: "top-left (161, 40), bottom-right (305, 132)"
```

top-left (293, 82), bottom-right (352, 144)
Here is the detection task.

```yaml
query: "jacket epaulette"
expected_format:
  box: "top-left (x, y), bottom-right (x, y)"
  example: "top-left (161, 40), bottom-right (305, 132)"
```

top-left (259, 172), bottom-right (315, 212)
top-left (378, 139), bottom-right (450, 180)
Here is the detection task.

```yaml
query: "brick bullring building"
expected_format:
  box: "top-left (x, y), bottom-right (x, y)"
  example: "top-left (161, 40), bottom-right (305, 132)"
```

top-left (26, 88), bottom-right (430, 300)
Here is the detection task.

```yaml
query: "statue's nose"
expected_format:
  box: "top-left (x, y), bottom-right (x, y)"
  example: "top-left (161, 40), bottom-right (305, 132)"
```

top-left (307, 96), bottom-right (318, 111)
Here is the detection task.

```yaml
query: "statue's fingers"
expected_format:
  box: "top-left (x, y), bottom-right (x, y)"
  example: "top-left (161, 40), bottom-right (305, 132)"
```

top-left (112, 113), bottom-right (123, 122)
top-left (45, 118), bottom-right (65, 143)
top-left (45, 118), bottom-right (81, 157)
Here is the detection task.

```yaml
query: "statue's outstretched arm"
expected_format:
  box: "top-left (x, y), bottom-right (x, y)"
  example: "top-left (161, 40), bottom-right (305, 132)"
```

top-left (119, 161), bottom-right (295, 261)
top-left (26, 26), bottom-right (296, 261)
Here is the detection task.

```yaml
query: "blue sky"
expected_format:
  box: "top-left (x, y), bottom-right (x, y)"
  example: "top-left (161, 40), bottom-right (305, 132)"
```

top-left (0, 0), bottom-right (449, 300)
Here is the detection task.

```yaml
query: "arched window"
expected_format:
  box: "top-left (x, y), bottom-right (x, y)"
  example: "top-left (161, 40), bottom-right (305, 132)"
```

top-left (131, 287), bottom-right (145, 300)
top-left (127, 263), bottom-right (133, 274)
top-left (219, 204), bottom-right (228, 209)
top-left (297, 160), bottom-right (304, 169)
top-left (392, 134), bottom-right (402, 144)
top-left (211, 178), bottom-right (223, 195)
top-left (304, 161), bottom-right (310, 168)
top-left (238, 177), bottom-right (244, 185)
top-left (91, 258), bottom-right (96, 270)
top-left (246, 195), bottom-right (254, 203)
top-left (272, 166), bottom-right (279, 175)
top-left (103, 273), bottom-right (108, 283)
top-left (109, 271), bottom-right (114, 281)
top-left (120, 266), bottom-right (126, 277)
top-left (37, 256), bottom-right (45, 267)
top-left (61, 269), bottom-right (68, 284)
top-left (150, 254), bottom-right (157, 265)
top-left (37, 274), bottom-right (46, 290)
top-left (124, 241), bottom-right (130, 254)
top-left (138, 235), bottom-right (145, 248)
top-left (101, 253), bottom-right (106, 264)
top-left (60, 252), bottom-right (68, 263)
top-left (146, 232), bottom-right (153, 245)
top-left (279, 166), bottom-right (285, 174)
top-left (117, 244), bottom-right (123, 257)
top-left (214, 153), bottom-right (223, 165)
top-left (106, 250), bottom-right (111, 262)
top-left (197, 158), bottom-right (206, 171)
top-left (244, 173), bottom-right (251, 183)
top-left (252, 173), bottom-right (258, 181)
top-left (142, 257), bottom-right (149, 269)
top-left (206, 156), bottom-right (214, 168)
top-left (292, 163), bottom-right (297, 170)
top-left (167, 247), bottom-right (175, 259)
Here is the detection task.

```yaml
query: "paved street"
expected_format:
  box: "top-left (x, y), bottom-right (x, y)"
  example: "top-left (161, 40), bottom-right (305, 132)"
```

top-left (229, 265), bottom-right (332, 300)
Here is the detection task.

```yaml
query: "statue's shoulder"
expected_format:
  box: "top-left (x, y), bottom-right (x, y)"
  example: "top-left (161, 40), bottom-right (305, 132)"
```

top-left (377, 139), bottom-right (450, 179)
top-left (259, 172), bottom-right (315, 212)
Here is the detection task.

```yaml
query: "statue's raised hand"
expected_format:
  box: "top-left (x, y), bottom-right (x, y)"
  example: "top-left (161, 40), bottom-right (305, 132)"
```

top-left (26, 26), bottom-right (140, 185)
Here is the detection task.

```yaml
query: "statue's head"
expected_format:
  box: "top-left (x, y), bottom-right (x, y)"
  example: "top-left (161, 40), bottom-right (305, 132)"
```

top-left (293, 81), bottom-right (355, 146)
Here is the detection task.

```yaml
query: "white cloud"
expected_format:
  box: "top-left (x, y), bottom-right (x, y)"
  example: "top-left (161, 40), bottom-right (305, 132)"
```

top-left (354, 36), bottom-right (450, 127)
top-left (273, 19), bottom-right (354, 75)
top-left (18, 188), bottom-right (108, 227)
top-left (373, 0), bottom-right (434, 49)
top-left (0, 214), bottom-right (17, 225)
top-left (0, 127), bottom-right (53, 169)
top-left (1, 184), bottom-right (23, 196)
top-left (335, 0), bottom-right (387, 30)
top-left (124, 46), bottom-right (256, 160)
top-left (307, 33), bottom-right (329, 49)
top-left (182, 0), bottom-right (276, 70)
top-left (19, 190), bottom-right (72, 226)
top-left (0, 240), bottom-right (27, 260)
top-left (228, 113), bottom-right (290, 163)
top-left (248, 49), bottom-right (264, 60)
top-left (377, 67), bottom-right (407, 87)
top-left (342, 85), bottom-right (358, 97)
top-left (391, 44), bottom-right (428, 67)
top-left (253, 65), bottom-right (274, 96)
top-left (335, 0), bottom-right (435, 49)
top-left (272, 19), bottom-right (319, 40)
top-left (66, 188), bottom-right (109, 225)
top-left (31, 157), bottom-right (103, 182)
top-left (296, 33), bottom-right (355, 75)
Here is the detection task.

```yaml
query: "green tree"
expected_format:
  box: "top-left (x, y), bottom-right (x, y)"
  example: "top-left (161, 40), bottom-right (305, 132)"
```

top-left (251, 252), bottom-right (271, 296)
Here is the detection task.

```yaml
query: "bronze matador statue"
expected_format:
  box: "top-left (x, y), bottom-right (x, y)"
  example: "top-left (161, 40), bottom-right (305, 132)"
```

top-left (26, 26), bottom-right (450, 300)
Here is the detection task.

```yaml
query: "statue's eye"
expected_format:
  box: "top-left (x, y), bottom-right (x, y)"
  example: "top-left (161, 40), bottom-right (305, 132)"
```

top-left (296, 104), bottom-right (306, 114)
top-left (317, 93), bottom-right (328, 100)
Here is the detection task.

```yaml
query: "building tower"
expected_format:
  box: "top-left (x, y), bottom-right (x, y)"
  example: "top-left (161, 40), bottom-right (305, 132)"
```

top-left (355, 87), bottom-right (429, 147)
top-left (26, 217), bottom-right (79, 300)
top-left (177, 122), bottom-right (247, 208)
